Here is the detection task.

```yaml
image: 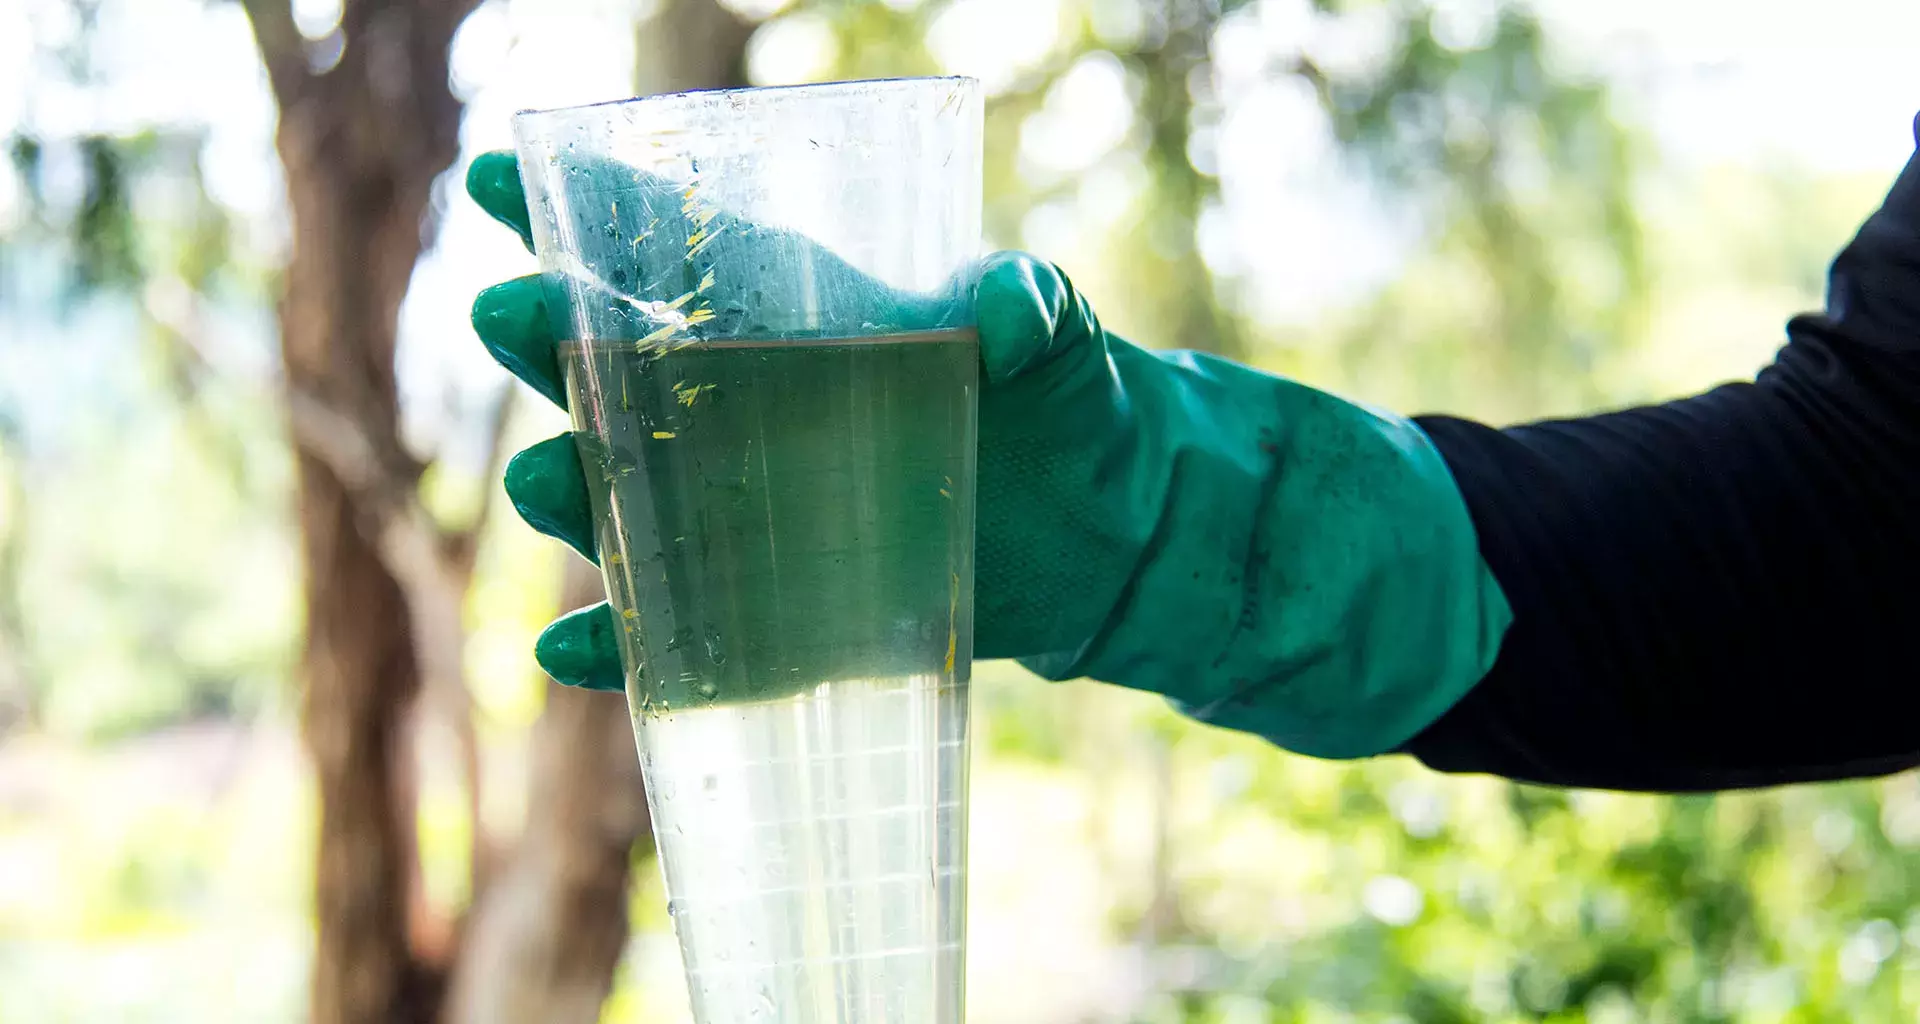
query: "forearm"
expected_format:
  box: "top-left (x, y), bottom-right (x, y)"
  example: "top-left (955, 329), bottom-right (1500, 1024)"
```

top-left (1402, 115), bottom-right (1920, 792)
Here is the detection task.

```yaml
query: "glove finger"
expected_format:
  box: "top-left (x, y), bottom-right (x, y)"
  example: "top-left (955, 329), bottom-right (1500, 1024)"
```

top-left (976, 250), bottom-right (1100, 384)
top-left (466, 150), bottom-right (534, 251)
top-left (505, 433), bottom-right (598, 562)
top-left (536, 601), bottom-right (626, 692)
top-left (473, 274), bottom-right (567, 408)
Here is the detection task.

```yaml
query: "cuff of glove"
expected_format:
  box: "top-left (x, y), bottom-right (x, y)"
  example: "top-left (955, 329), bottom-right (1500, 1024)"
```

top-left (1021, 353), bottom-right (1511, 759)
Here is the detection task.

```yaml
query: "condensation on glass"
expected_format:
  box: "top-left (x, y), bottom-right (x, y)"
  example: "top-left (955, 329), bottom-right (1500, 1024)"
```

top-left (513, 77), bottom-right (982, 1023)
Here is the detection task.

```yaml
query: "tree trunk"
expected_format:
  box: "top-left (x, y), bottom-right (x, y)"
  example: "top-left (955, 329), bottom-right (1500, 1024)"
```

top-left (634, 0), bottom-right (755, 95)
top-left (1128, 0), bottom-right (1239, 359)
top-left (242, 2), bottom-right (480, 1021)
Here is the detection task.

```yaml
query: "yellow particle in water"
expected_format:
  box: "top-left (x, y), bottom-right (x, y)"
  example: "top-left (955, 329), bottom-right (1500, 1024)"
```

top-left (631, 218), bottom-right (658, 252)
top-left (638, 322), bottom-right (681, 347)
top-left (939, 488), bottom-right (951, 499)
top-left (652, 430), bottom-right (677, 439)
top-left (687, 225), bottom-right (726, 258)
top-left (673, 381), bottom-right (715, 407)
top-left (622, 608), bottom-right (639, 620)
top-left (697, 268), bottom-right (716, 293)
top-left (608, 553), bottom-right (625, 565)
top-left (683, 306), bottom-right (716, 327)
top-left (944, 572), bottom-right (960, 673)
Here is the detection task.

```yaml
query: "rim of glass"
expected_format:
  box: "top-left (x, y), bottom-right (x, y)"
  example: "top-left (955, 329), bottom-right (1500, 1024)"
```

top-left (514, 76), bottom-right (979, 125)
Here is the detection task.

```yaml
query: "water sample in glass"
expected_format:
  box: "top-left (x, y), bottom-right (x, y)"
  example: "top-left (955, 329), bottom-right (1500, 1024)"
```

top-left (514, 77), bottom-right (982, 1024)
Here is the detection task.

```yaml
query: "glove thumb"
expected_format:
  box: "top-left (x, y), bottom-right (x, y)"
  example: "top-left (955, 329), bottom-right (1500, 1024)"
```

top-left (976, 251), bottom-right (1104, 386)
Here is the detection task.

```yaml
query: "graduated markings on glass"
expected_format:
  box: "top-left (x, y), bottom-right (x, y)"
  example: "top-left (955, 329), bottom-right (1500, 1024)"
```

top-left (562, 325), bottom-right (977, 1022)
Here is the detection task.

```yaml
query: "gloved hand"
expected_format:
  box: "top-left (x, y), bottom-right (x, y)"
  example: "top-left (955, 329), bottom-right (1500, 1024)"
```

top-left (468, 150), bottom-right (1511, 758)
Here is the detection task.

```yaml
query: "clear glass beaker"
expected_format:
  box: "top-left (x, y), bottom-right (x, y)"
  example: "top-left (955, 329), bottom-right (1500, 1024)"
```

top-left (512, 78), bottom-right (981, 1023)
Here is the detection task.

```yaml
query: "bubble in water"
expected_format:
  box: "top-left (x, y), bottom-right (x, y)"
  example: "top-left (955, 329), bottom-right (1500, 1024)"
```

top-left (666, 898), bottom-right (686, 918)
top-left (697, 681), bottom-right (720, 700)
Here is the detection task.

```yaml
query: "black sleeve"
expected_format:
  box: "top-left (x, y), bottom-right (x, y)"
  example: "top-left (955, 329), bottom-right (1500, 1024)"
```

top-left (1402, 114), bottom-right (1920, 793)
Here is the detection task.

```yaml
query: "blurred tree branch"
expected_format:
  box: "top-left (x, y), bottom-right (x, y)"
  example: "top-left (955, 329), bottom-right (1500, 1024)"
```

top-left (444, 560), bottom-right (652, 1024)
top-left (236, 0), bottom-right (307, 105)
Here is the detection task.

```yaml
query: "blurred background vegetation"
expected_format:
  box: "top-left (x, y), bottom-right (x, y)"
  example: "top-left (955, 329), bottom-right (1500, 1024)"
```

top-left (1, 0), bottom-right (1917, 1020)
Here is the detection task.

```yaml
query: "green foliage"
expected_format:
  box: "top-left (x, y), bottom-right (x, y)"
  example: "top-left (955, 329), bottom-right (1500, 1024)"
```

top-left (71, 134), bottom-right (147, 291)
top-left (0, 0), bottom-right (284, 739)
top-left (1333, 9), bottom-right (1638, 404)
top-left (2, 146), bottom-right (279, 734)
top-left (994, 698), bottom-right (1920, 1023)
top-left (7, 128), bottom-right (240, 302)
top-left (1286, 3), bottom-right (1649, 421)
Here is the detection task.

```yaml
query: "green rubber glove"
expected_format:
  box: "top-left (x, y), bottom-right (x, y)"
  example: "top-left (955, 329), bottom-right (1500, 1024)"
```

top-left (469, 150), bottom-right (1511, 759)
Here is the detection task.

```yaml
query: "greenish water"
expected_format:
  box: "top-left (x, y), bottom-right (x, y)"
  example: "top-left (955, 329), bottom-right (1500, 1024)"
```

top-left (562, 330), bottom-right (979, 711)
